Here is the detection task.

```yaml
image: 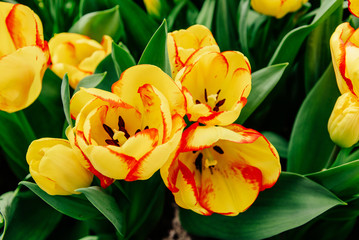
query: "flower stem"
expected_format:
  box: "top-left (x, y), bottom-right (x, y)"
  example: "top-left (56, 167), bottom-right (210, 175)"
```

top-left (324, 145), bottom-right (341, 169)
top-left (14, 110), bottom-right (36, 142)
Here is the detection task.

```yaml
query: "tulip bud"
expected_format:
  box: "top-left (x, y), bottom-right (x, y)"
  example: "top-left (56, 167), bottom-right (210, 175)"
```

top-left (26, 138), bottom-right (93, 195)
top-left (251, 0), bottom-right (308, 19)
top-left (0, 2), bottom-right (49, 113)
top-left (349, 0), bottom-right (359, 18)
top-left (328, 92), bottom-right (359, 148)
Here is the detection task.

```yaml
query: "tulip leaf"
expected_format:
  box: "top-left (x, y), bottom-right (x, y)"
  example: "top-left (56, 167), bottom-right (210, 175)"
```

top-left (167, 0), bottom-right (187, 31)
top-left (77, 186), bottom-right (125, 238)
top-left (111, 42), bottom-right (136, 78)
top-left (306, 160), bottom-right (359, 201)
top-left (94, 54), bottom-right (118, 92)
top-left (0, 189), bottom-right (61, 240)
top-left (287, 64), bottom-right (340, 174)
top-left (74, 72), bottom-right (108, 93)
top-left (236, 63), bottom-right (288, 124)
top-left (180, 172), bottom-right (345, 240)
top-left (215, 0), bottom-right (238, 51)
top-left (138, 19), bottom-right (171, 77)
top-left (237, 0), bottom-right (251, 61)
top-left (269, 0), bottom-right (342, 66)
top-left (20, 181), bottom-right (102, 221)
top-left (196, 0), bottom-right (216, 29)
top-left (61, 74), bottom-right (73, 128)
top-left (69, 5), bottom-right (124, 43)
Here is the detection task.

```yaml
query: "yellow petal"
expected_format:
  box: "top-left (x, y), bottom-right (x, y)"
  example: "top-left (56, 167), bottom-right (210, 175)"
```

top-left (0, 46), bottom-right (47, 113)
top-left (251, 0), bottom-right (308, 18)
top-left (78, 50), bottom-right (106, 72)
top-left (51, 63), bottom-right (90, 89)
top-left (0, 2), bottom-right (16, 57)
top-left (328, 92), bottom-right (359, 148)
top-left (49, 33), bottom-right (89, 57)
top-left (112, 64), bottom-right (186, 117)
top-left (344, 43), bottom-right (359, 96)
top-left (101, 35), bottom-right (113, 54)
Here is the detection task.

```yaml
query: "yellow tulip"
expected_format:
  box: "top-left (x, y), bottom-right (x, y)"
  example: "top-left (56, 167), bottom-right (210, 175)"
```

top-left (26, 138), bottom-right (93, 195)
top-left (349, 0), bottom-right (359, 18)
top-left (328, 22), bottom-right (359, 147)
top-left (176, 51), bottom-right (251, 126)
top-left (328, 92), bottom-right (359, 148)
top-left (167, 24), bottom-right (220, 78)
top-left (69, 65), bottom-right (186, 185)
top-left (49, 33), bottom-right (112, 89)
top-left (0, 2), bottom-right (49, 113)
top-left (160, 123), bottom-right (281, 216)
top-left (143, 0), bottom-right (162, 19)
top-left (251, 0), bottom-right (308, 19)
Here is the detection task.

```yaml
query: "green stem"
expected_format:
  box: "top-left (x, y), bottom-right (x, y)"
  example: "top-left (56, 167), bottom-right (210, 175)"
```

top-left (324, 144), bottom-right (341, 169)
top-left (14, 110), bottom-right (36, 142)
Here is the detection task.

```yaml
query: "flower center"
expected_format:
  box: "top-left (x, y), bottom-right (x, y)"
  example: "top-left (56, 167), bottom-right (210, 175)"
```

top-left (193, 145), bottom-right (224, 174)
top-left (195, 88), bottom-right (226, 112)
top-left (103, 116), bottom-right (130, 146)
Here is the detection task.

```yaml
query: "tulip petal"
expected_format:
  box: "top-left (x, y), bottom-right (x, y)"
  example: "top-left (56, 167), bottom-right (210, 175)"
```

top-left (49, 33), bottom-right (89, 57)
top-left (0, 2), bottom-right (16, 56)
top-left (112, 64), bottom-right (186, 117)
top-left (349, 0), bottom-right (359, 18)
top-left (0, 46), bottom-right (46, 113)
top-left (51, 63), bottom-right (90, 89)
top-left (78, 50), bottom-right (106, 72)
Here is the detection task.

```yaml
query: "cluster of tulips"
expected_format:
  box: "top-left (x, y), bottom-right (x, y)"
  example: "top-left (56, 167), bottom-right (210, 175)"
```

top-left (0, 1), bottom-right (283, 216)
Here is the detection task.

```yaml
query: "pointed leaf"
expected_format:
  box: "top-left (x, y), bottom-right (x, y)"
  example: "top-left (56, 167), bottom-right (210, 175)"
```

top-left (236, 63), bottom-right (288, 124)
top-left (70, 6), bottom-right (124, 43)
top-left (215, 0), bottom-right (237, 51)
top-left (61, 74), bottom-right (73, 128)
top-left (20, 181), bottom-right (101, 221)
top-left (138, 20), bottom-right (171, 76)
top-left (180, 172), bottom-right (345, 240)
top-left (75, 73), bottom-right (108, 93)
top-left (77, 186), bottom-right (125, 237)
top-left (287, 64), bottom-right (340, 174)
top-left (94, 54), bottom-right (118, 92)
top-left (196, 0), bottom-right (216, 29)
top-left (111, 42), bottom-right (136, 78)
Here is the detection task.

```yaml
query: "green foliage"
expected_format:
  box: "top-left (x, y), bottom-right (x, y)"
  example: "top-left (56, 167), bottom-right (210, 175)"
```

top-left (61, 74), bottom-right (73, 128)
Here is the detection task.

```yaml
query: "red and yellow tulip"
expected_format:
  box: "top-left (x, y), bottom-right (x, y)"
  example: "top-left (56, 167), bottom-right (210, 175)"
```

top-left (167, 25), bottom-right (219, 78)
top-left (349, 0), bottom-right (359, 18)
top-left (176, 51), bottom-right (251, 126)
top-left (251, 0), bottom-right (308, 19)
top-left (49, 33), bottom-right (112, 89)
top-left (328, 22), bottom-right (359, 148)
top-left (161, 123), bottom-right (281, 216)
top-left (26, 138), bottom-right (93, 195)
top-left (0, 2), bottom-right (49, 113)
top-left (69, 65), bottom-right (186, 187)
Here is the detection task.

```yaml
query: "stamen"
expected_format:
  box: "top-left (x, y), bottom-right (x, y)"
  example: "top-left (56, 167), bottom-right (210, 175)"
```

top-left (213, 145), bottom-right (224, 154)
top-left (195, 153), bottom-right (203, 173)
top-left (195, 100), bottom-right (201, 104)
top-left (135, 129), bottom-right (141, 134)
top-left (204, 89), bottom-right (208, 102)
top-left (192, 151), bottom-right (197, 154)
top-left (118, 116), bottom-right (125, 129)
top-left (105, 139), bottom-right (119, 146)
top-left (103, 124), bottom-right (114, 138)
top-left (144, 126), bottom-right (149, 130)
top-left (213, 99), bottom-right (226, 112)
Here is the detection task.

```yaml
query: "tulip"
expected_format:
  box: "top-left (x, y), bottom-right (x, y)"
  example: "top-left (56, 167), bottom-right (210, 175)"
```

top-left (251, 0), bottom-right (308, 19)
top-left (328, 92), bottom-right (359, 148)
top-left (49, 33), bottom-right (112, 89)
top-left (349, 0), bottom-right (359, 18)
top-left (26, 138), bottom-right (93, 195)
top-left (160, 123), bottom-right (280, 216)
top-left (167, 25), bottom-right (220, 78)
top-left (328, 22), bottom-right (359, 147)
top-left (70, 65), bottom-right (186, 186)
top-left (176, 51), bottom-right (251, 126)
top-left (0, 2), bottom-right (49, 113)
top-left (143, 0), bottom-right (167, 20)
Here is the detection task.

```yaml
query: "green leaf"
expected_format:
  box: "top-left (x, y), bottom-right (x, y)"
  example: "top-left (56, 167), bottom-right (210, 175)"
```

top-left (306, 160), bottom-right (359, 201)
top-left (167, 0), bottom-right (188, 31)
top-left (138, 19), bottom-right (171, 76)
top-left (180, 172), bottom-right (345, 240)
top-left (20, 181), bottom-right (101, 221)
top-left (236, 63), bottom-right (288, 124)
top-left (269, 0), bottom-right (342, 66)
top-left (196, 0), bottom-right (216, 29)
top-left (77, 186), bottom-right (125, 238)
top-left (215, 0), bottom-right (237, 51)
top-left (111, 42), bottom-right (136, 78)
top-left (237, 0), bottom-right (251, 61)
top-left (304, 4), bottom-right (342, 93)
top-left (74, 73), bottom-right (108, 93)
top-left (70, 5), bottom-right (124, 43)
top-left (61, 74), bottom-right (73, 128)
top-left (287, 64), bottom-right (340, 174)
top-left (0, 189), bottom-right (61, 240)
top-left (262, 131), bottom-right (289, 158)
top-left (94, 54), bottom-right (119, 92)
